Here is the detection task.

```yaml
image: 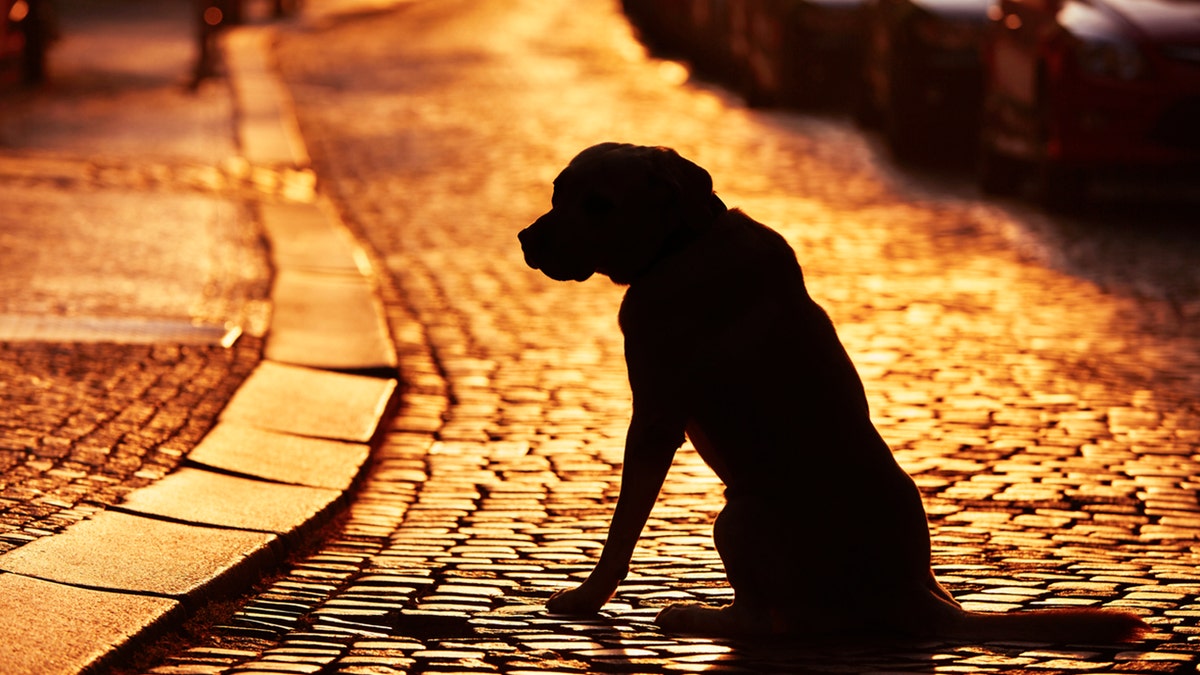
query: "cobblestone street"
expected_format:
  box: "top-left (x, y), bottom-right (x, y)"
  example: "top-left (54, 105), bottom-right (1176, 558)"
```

top-left (141, 0), bottom-right (1200, 672)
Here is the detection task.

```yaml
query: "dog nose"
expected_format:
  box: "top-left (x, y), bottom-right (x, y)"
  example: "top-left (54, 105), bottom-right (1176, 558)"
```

top-left (519, 215), bottom-right (549, 252)
top-left (518, 222), bottom-right (543, 269)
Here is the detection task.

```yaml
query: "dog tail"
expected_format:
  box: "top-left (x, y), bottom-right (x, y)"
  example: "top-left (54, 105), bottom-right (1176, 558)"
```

top-left (939, 607), bottom-right (1149, 644)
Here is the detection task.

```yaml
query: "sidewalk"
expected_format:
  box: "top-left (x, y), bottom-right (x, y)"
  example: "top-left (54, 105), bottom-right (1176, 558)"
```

top-left (0, 2), bottom-right (397, 672)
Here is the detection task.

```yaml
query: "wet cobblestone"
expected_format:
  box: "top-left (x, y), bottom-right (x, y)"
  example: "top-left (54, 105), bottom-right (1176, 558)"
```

top-left (147, 0), bottom-right (1199, 672)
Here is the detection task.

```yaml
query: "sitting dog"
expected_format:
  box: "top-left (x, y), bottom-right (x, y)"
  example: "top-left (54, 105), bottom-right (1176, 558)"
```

top-left (518, 142), bottom-right (1147, 642)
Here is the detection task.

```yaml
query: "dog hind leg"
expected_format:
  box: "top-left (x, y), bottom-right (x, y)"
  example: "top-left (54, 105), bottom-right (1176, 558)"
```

top-left (655, 496), bottom-right (828, 637)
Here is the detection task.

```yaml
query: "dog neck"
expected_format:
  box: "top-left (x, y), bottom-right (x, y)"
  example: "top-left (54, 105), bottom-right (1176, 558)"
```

top-left (658, 192), bottom-right (727, 261)
top-left (604, 194), bottom-right (727, 286)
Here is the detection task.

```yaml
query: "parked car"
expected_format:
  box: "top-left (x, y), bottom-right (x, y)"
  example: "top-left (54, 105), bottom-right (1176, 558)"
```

top-left (860, 0), bottom-right (990, 160)
top-left (978, 0), bottom-right (1200, 203)
top-left (623, 0), bottom-right (740, 80)
top-left (1, 0), bottom-right (49, 86)
top-left (623, 0), bottom-right (866, 108)
top-left (728, 0), bottom-right (868, 108)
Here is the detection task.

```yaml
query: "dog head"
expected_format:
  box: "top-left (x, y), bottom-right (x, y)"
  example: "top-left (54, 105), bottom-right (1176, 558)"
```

top-left (519, 143), bottom-right (725, 284)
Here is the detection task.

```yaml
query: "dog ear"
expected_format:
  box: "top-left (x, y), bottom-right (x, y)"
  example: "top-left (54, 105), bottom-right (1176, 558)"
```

top-left (652, 147), bottom-right (712, 200)
top-left (567, 143), bottom-right (725, 222)
top-left (647, 147), bottom-right (724, 225)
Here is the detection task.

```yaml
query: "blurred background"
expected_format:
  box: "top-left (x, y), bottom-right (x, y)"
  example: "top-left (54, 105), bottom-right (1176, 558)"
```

top-left (4, 0), bottom-right (1199, 209)
top-left (2, 1), bottom-right (1200, 672)
top-left (619, 0), bottom-right (1200, 210)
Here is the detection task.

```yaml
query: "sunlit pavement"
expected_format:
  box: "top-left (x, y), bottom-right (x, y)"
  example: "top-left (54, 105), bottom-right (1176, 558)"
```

top-left (0, 3), bottom-right (399, 672)
top-left (139, 0), bottom-right (1200, 672)
top-left (0, 0), bottom-right (270, 552)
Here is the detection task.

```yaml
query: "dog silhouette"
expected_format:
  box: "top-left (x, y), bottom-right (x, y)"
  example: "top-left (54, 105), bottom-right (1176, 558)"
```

top-left (519, 142), bottom-right (1146, 642)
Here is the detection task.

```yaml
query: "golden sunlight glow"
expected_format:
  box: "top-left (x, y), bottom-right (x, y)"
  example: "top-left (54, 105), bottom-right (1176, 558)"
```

top-left (657, 60), bottom-right (691, 87)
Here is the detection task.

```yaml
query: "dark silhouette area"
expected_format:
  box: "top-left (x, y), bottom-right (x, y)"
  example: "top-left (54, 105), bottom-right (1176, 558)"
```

top-left (519, 142), bottom-right (1147, 643)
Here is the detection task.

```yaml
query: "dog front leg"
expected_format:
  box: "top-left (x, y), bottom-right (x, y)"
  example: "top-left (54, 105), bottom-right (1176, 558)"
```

top-left (545, 423), bottom-right (679, 614)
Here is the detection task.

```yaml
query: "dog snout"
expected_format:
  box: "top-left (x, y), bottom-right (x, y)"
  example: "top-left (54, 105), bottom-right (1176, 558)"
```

top-left (518, 215), bottom-right (550, 270)
top-left (517, 211), bottom-right (596, 282)
top-left (517, 219), bottom-right (540, 250)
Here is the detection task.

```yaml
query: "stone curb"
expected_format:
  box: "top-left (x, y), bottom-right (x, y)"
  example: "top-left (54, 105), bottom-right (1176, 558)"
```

top-left (0, 23), bottom-right (399, 675)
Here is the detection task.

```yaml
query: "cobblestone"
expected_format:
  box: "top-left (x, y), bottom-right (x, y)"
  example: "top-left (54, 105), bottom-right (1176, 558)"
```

top-left (0, 338), bottom-right (263, 554)
top-left (146, 0), bottom-right (1199, 673)
top-left (0, 153), bottom-right (317, 204)
top-left (0, 0), bottom-right (273, 553)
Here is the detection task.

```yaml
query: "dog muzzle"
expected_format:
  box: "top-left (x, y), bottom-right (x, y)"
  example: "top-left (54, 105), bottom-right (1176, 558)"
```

top-left (518, 219), bottom-right (596, 282)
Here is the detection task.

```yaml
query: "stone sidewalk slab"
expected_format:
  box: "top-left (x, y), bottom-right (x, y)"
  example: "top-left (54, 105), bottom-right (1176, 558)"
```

top-left (118, 467), bottom-right (343, 536)
top-left (0, 573), bottom-right (181, 675)
top-left (267, 268), bottom-right (396, 373)
top-left (261, 200), bottom-right (396, 374)
top-left (224, 27), bottom-right (310, 167)
top-left (0, 511), bottom-right (277, 600)
top-left (188, 422), bottom-right (370, 490)
top-left (260, 201), bottom-right (367, 274)
top-left (220, 360), bottom-right (397, 443)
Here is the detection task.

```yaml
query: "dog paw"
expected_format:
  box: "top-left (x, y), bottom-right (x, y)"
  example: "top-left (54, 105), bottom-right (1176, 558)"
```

top-left (656, 602), bottom-right (778, 637)
top-left (655, 602), bottom-right (716, 633)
